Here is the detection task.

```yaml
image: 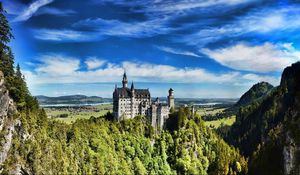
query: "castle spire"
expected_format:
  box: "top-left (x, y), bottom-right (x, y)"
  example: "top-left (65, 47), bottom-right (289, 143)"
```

top-left (131, 81), bottom-right (134, 91)
top-left (122, 71), bottom-right (128, 88)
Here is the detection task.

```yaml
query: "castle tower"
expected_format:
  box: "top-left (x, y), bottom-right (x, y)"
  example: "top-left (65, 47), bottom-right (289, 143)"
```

top-left (191, 105), bottom-right (195, 116)
top-left (131, 81), bottom-right (135, 93)
top-left (130, 81), bottom-right (135, 118)
top-left (168, 88), bottom-right (175, 109)
top-left (122, 72), bottom-right (128, 88)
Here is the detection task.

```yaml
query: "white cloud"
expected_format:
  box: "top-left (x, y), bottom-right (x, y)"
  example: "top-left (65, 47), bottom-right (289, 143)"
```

top-left (23, 54), bottom-right (244, 85)
top-left (98, 0), bottom-right (257, 13)
top-left (242, 73), bottom-right (280, 85)
top-left (202, 42), bottom-right (300, 73)
top-left (180, 6), bottom-right (300, 47)
top-left (35, 17), bottom-right (172, 41)
top-left (13, 0), bottom-right (54, 22)
top-left (36, 7), bottom-right (76, 16)
top-left (35, 55), bottom-right (80, 75)
top-left (23, 55), bottom-right (280, 96)
top-left (22, 54), bottom-right (282, 97)
top-left (73, 17), bottom-right (172, 38)
top-left (85, 57), bottom-right (106, 70)
top-left (121, 61), bottom-right (239, 83)
top-left (239, 7), bottom-right (300, 33)
top-left (142, 0), bottom-right (256, 13)
top-left (33, 29), bottom-right (103, 42)
top-left (156, 46), bottom-right (201, 57)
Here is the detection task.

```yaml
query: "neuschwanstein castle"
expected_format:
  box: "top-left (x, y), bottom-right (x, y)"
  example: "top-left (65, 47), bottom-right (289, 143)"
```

top-left (113, 72), bottom-right (174, 129)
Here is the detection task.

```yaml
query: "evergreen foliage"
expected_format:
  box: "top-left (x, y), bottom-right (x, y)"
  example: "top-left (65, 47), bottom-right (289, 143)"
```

top-left (2, 110), bottom-right (247, 175)
top-left (235, 82), bottom-right (274, 108)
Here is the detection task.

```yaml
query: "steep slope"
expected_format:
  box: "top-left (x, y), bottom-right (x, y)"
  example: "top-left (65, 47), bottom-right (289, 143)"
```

top-left (235, 82), bottom-right (273, 108)
top-left (0, 73), bottom-right (18, 167)
top-left (227, 62), bottom-right (300, 175)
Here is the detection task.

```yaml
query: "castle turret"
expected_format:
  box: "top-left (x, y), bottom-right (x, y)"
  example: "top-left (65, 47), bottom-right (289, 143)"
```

top-left (122, 72), bottom-right (128, 88)
top-left (130, 81), bottom-right (135, 118)
top-left (168, 88), bottom-right (175, 109)
top-left (131, 81), bottom-right (135, 92)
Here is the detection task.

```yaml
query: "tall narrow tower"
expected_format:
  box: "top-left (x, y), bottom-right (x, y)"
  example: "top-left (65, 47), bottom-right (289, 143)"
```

top-left (168, 88), bottom-right (175, 109)
top-left (130, 81), bottom-right (135, 118)
top-left (122, 72), bottom-right (128, 88)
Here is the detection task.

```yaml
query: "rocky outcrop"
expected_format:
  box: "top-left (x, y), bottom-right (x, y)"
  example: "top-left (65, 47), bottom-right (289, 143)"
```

top-left (0, 72), bottom-right (18, 168)
top-left (283, 133), bottom-right (299, 175)
top-left (282, 62), bottom-right (300, 175)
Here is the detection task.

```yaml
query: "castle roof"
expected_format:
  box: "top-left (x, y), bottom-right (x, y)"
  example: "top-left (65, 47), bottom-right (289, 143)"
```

top-left (114, 87), bottom-right (150, 98)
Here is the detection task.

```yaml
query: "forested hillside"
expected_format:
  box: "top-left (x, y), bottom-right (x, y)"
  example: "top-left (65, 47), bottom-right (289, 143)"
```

top-left (235, 82), bottom-right (274, 108)
top-left (226, 62), bottom-right (300, 175)
top-left (0, 3), bottom-right (246, 174)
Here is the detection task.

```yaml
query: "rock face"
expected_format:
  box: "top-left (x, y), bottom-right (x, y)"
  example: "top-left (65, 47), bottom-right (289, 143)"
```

top-left (281, 62), bottom-right (300, 175)
top-left (283, 133), bottom-right (299, 175)
top-left (0, 74), bottom-right (18, 167)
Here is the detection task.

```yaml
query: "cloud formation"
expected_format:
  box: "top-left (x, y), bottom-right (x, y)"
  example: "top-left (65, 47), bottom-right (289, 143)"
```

top-left (202, 43), bottom-right (300, 73)
top-left (155, 46), bottom-right (201, 57)
top-left (98, 0), bottom-right (257, 14)
top-left (181, 5), bottom-right (300, 47)
top-left (73, 17), bottom-right (172, 38)
top-left (13, 0), bottom-right (54, 22)
top-left (33, 29), bottom-right (103, 42)
top-left (36, 7), bottom-right (76, 16)
top-left (85, 57), bottom-right (106, 70)
top-left (35, 55), bottom-right (80, 75)
top-left (23, 54), bottom-right (279, 87)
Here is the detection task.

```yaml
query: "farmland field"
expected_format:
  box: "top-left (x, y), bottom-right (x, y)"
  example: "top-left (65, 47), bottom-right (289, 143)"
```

top-left (44, 104), bottom-right (236, 127)
top-left (45, 104), bottom-right (112, 124)
top-left (195, 106), bottom-right (236, 128)
top-left (204, 115), bottom-right (236, 128)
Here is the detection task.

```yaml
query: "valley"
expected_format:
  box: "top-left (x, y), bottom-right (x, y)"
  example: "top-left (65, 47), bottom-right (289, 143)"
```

top-left (41, 98), bottom-right (237, 128)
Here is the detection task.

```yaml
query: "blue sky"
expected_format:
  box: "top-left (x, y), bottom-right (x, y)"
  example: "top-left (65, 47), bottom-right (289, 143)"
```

top-left (2, 0), bottom-right (300, 98)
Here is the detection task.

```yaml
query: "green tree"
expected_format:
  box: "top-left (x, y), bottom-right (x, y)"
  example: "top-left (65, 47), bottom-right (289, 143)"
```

top-left (133, 157), bottom-right (147, 175)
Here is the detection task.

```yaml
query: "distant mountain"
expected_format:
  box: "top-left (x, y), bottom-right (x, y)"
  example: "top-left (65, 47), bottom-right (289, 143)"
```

top-left (35, 95), bottom-right (111, 105)
top-left (235, 82), bottom-right (274, 108)
top-left (226, 62), bottom-right (300, 175)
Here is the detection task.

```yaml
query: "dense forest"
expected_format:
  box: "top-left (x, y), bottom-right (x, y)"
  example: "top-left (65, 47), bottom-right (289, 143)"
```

top-left (0, 3), bottom-right (246, 174)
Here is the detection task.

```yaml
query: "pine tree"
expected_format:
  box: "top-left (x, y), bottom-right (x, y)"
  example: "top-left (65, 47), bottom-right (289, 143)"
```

top-left (0, 3), bottom-right (13, 51)
top-left (0, 47), bottom-right (14, 77)
top-left (0, 2), bottom-right (14, 78)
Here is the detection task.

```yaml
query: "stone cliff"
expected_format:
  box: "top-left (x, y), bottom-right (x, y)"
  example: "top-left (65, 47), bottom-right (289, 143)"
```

top-left (0, 71), bottom-right (20, 173)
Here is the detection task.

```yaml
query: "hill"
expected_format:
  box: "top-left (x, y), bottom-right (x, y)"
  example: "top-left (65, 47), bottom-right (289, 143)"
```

top-left (235, 82), bottom-right (274, 108)
top-left (226, 62), bottom-right (300, 175)
top-left (35, 95), bottom-right (111, 105)
top-left (211, 82), bottom-right (274, 124)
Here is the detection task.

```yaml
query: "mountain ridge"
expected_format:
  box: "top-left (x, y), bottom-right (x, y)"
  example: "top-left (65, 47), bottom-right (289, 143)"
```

top-left (35, 95), bottom-right (111, 105)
